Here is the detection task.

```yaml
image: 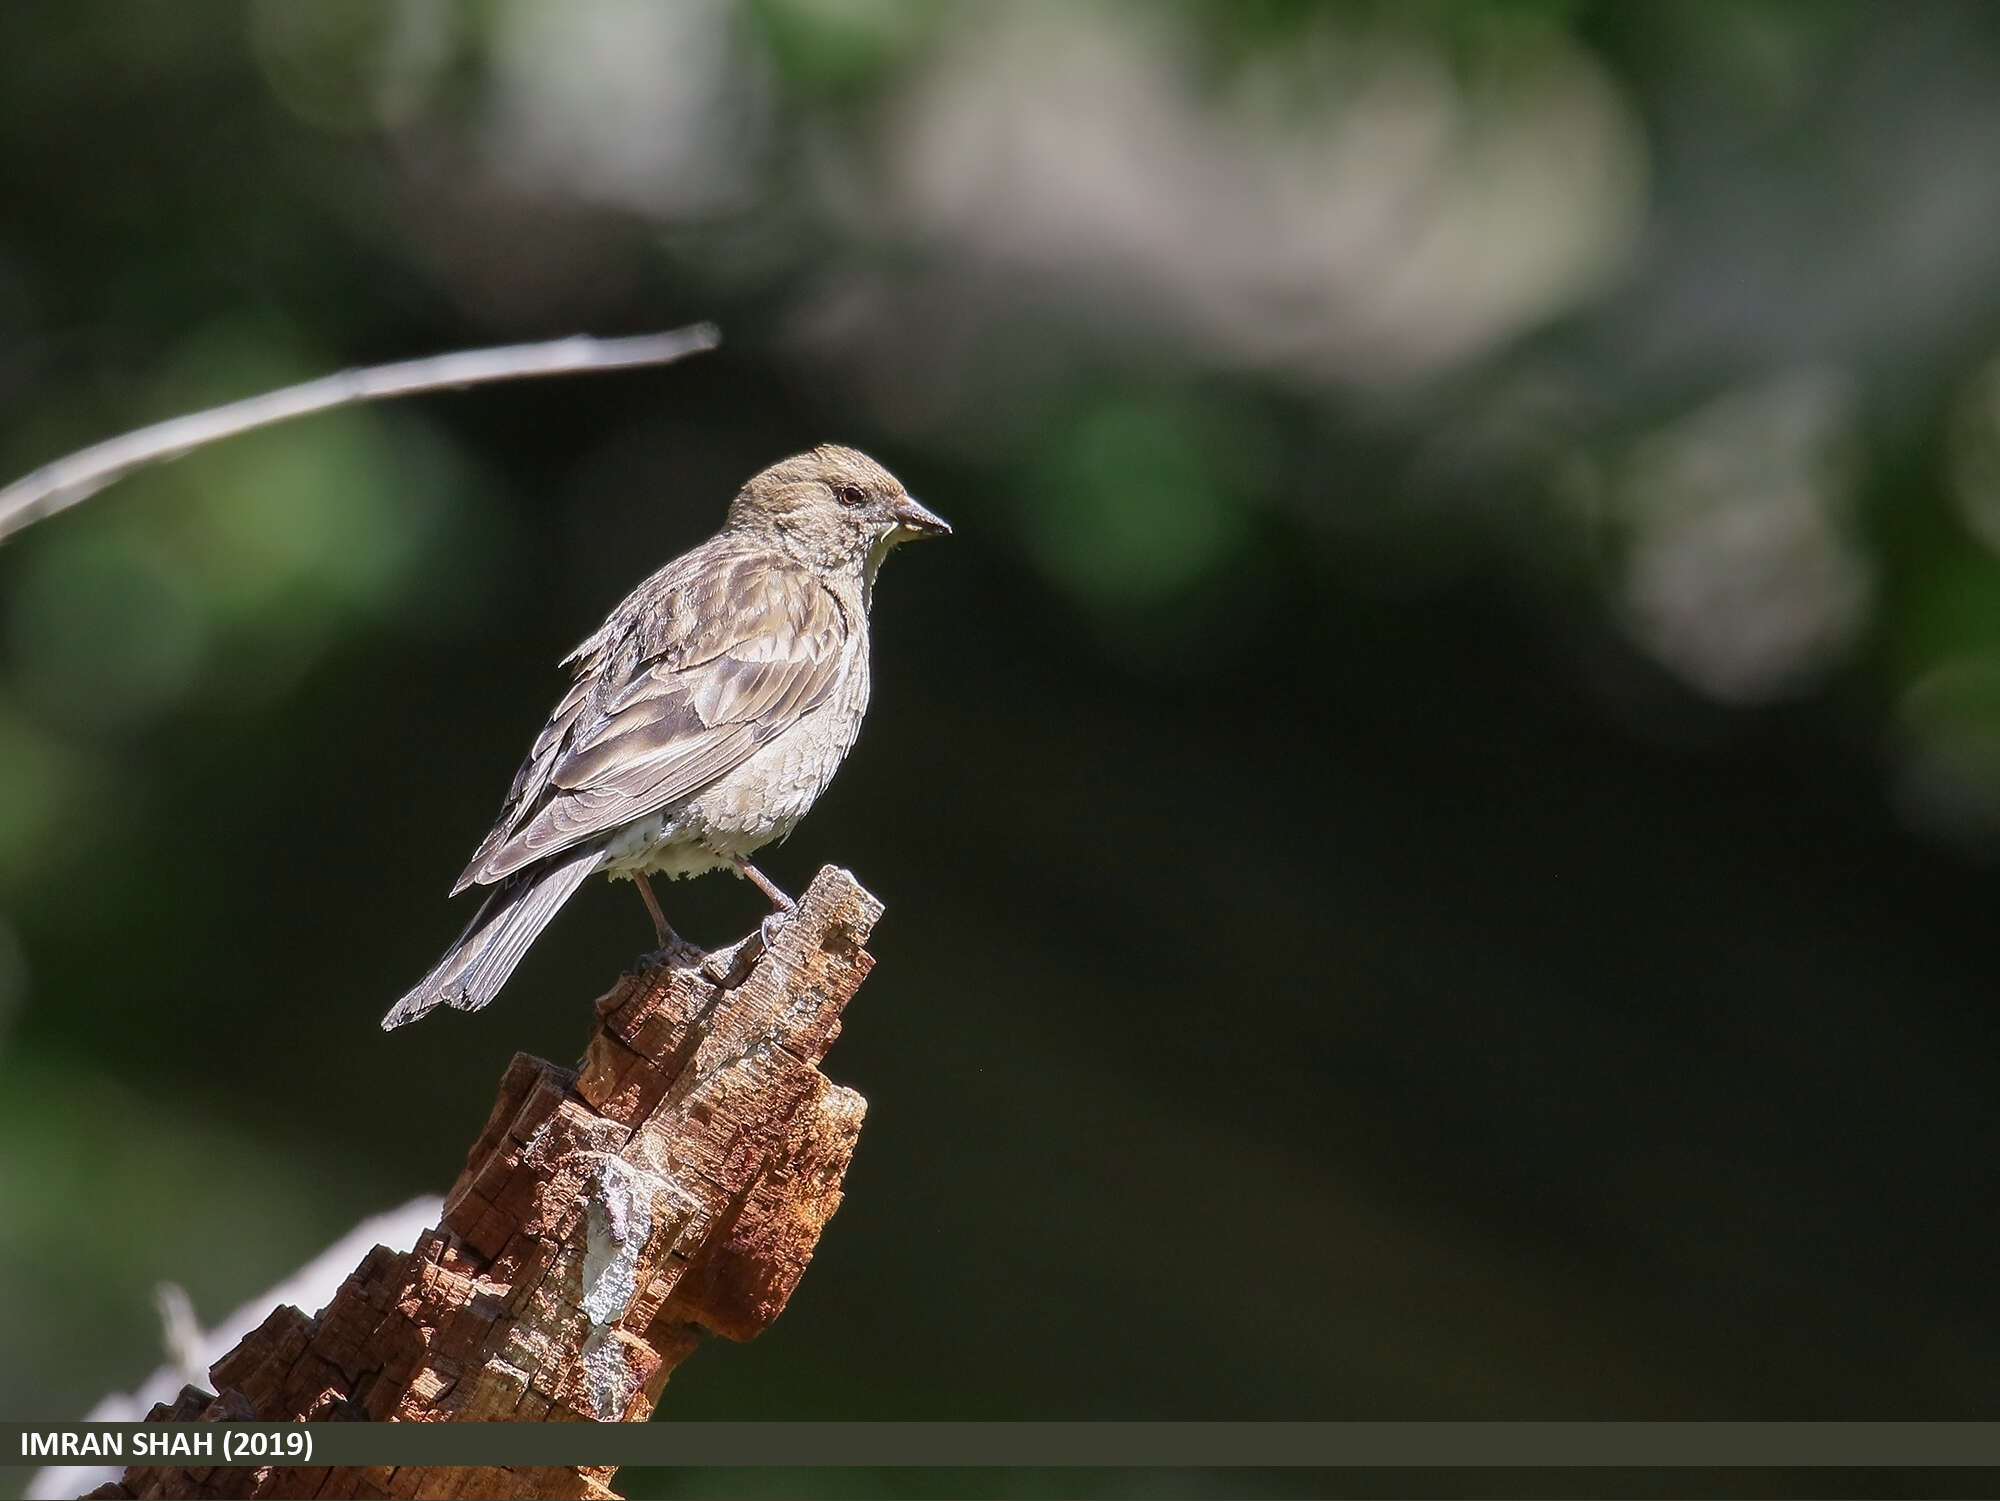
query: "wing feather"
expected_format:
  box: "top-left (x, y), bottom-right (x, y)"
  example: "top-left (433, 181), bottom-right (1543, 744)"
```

top-left (454, 545), bottom-right (850, 891)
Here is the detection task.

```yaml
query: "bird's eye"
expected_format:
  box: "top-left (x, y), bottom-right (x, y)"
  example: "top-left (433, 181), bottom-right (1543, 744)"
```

top-left (835, 483), bottom-right (868, 507)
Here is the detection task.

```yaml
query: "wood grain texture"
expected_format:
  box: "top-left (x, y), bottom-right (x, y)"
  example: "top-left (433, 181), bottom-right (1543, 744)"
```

top-left (93, 866), bottom-right (881, 1501)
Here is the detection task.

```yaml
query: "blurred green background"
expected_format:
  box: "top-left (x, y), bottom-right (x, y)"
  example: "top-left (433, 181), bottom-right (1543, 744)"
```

top-left (7, 0), bottom-right (2000, 1496)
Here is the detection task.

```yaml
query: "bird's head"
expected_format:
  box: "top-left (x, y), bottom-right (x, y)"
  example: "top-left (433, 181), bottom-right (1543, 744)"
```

top-left (726, 444), bottom-right (950, 577)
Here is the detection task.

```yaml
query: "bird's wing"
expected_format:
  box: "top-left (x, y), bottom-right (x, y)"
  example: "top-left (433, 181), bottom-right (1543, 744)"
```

top-left (454, 548), bottom-right (852, 890)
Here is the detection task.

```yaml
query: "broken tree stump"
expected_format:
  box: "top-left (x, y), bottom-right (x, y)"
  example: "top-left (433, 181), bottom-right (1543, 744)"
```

top-left (94, 866), bottom-right (882, 1501)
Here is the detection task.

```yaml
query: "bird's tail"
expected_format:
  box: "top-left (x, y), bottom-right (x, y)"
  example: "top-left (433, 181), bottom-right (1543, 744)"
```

top-left (381, 848), bottom-right (600, 1030)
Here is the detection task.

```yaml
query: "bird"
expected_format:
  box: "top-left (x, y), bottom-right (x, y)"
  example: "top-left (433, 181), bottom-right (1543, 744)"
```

top-left (381, 444), bottom-right (949, 1029)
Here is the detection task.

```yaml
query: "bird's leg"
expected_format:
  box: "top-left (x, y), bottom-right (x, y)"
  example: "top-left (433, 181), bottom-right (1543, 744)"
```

top-left (633, 872), bottom-right (676, 947)
top-left (733, 859), bottom-right (796, 949)
top-left (735, 859), bottom-right (797, 913)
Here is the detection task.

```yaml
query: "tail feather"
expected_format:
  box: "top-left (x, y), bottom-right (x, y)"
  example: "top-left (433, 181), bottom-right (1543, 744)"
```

top-left (381, 849), bottom-right (600, 1030)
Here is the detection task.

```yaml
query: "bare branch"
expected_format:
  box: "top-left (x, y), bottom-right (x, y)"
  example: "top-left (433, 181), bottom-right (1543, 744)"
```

top-left (0, 323), bottom-right (721, 544)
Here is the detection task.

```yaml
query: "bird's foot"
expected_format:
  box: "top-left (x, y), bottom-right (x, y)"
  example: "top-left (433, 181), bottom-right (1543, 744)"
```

top-left (758, 908), bottom-right (792, 951)
top-left (639, 938), bottom-right (699, 972)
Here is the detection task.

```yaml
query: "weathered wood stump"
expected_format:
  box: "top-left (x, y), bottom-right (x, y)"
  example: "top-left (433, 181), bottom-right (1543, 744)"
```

top-left (93, 866), bottom-right (881, 1501)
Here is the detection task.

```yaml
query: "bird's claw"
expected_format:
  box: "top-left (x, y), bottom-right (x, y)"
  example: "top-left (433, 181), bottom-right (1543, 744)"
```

top-left (637, 937), bottom-right (698, 974)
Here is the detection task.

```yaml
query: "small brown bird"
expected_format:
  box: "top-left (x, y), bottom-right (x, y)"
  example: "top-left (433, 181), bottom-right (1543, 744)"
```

top-left (382, 445), bottom-right (949, 1029)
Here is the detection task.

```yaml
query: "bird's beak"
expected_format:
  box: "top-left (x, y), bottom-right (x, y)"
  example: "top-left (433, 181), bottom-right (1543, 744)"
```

top-left (888, 495), bottom-right (952, 539)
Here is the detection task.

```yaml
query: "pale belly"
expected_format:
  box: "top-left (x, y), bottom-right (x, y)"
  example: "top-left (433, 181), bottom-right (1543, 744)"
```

top-left (596, 657), bottom-right (869, 883)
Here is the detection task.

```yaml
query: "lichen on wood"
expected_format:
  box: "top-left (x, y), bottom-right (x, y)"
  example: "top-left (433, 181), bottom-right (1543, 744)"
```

top-left (93, 866), bottom-right (882, 1501)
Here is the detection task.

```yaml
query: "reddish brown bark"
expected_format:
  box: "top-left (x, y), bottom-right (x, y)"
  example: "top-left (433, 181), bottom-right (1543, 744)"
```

top-left (94, 866), bottom-right (881, 1501)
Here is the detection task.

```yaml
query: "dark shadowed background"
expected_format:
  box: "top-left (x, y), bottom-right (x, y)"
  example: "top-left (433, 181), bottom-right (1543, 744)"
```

top-left (6, 2), bottom-right (2000, 1497)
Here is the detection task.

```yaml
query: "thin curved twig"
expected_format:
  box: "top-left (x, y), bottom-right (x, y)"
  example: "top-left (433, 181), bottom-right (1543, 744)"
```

top-left (0, 323), bottom-right (722, 544)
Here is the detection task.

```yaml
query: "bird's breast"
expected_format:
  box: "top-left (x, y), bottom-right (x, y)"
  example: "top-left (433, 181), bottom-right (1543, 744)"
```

top-left (698, 642), bottom-right (869, 833)
top-left (610, 637), bottom-right (870, 875)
